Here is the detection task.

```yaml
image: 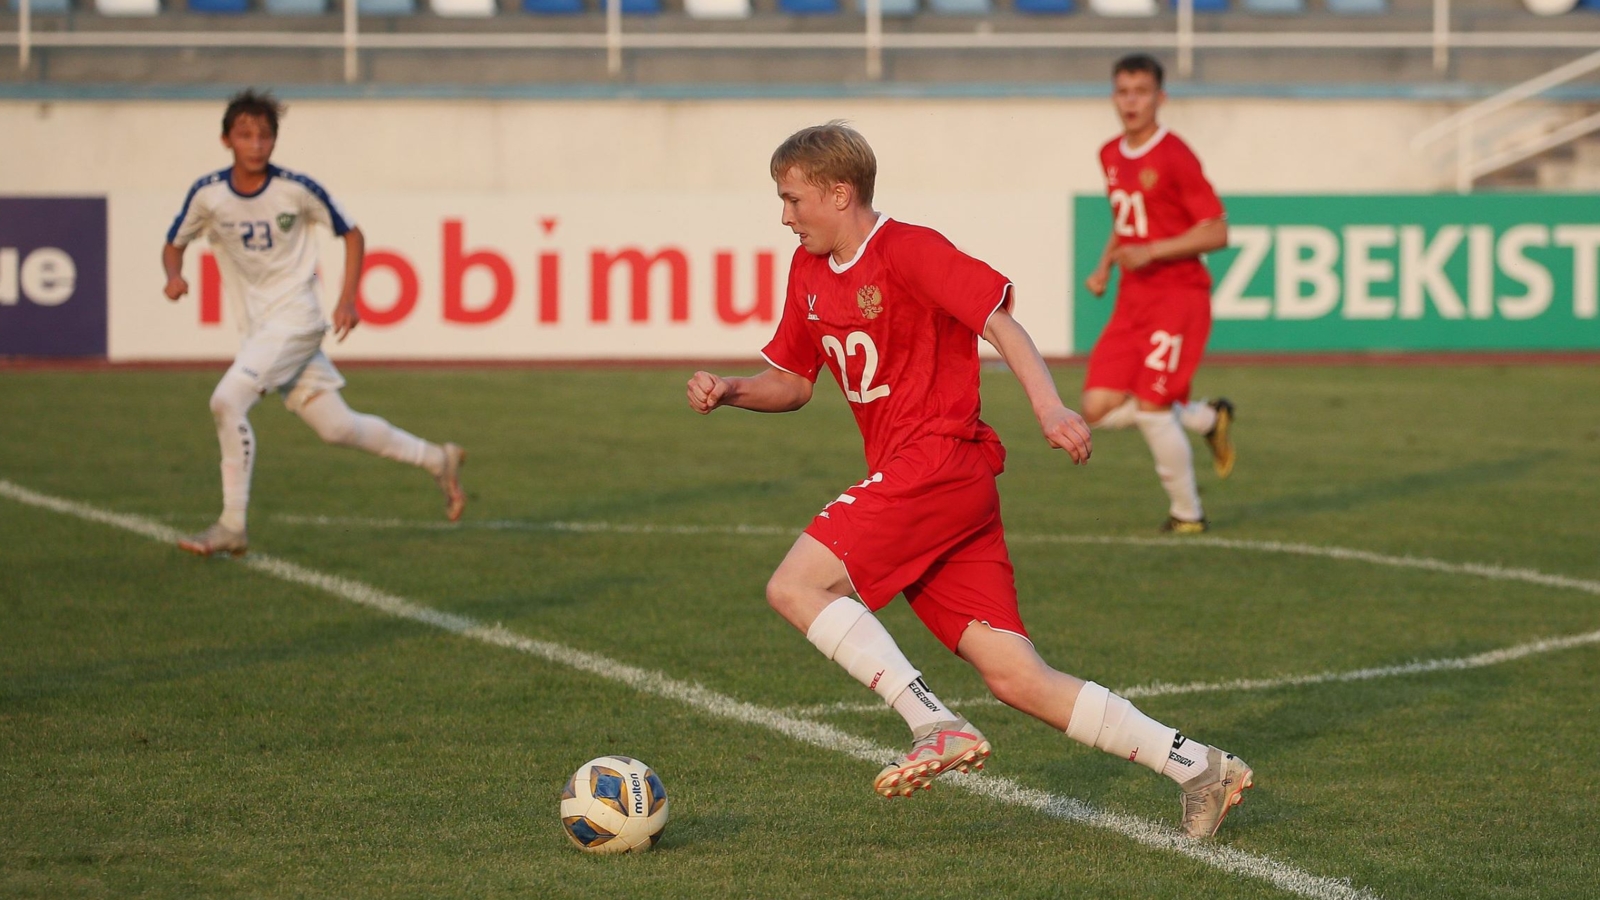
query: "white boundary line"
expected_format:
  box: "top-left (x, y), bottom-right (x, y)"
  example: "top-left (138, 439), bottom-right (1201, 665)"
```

top-left (2, 479), bottom-right (1375, 900)
top-left (258, 511), bottom-right (1600, 718)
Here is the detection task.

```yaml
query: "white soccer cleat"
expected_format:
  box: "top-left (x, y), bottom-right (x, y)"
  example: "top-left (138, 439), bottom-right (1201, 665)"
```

top-left (874, 718), bottom-right (991, 798)
top-left (436, 442), bottom-right (467, 522)
top-left (178, 522), bottom-right (249, 558)
top-left (1179, 748), bottom-right (1254, 838)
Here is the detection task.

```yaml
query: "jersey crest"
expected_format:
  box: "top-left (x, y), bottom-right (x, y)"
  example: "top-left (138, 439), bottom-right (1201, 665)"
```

top-left (276, 212), bottom-right (298, 233)
top-left (856, 284), bottom-right (884, 320)
top-left (1139, 168), bottom-right (1159, 190)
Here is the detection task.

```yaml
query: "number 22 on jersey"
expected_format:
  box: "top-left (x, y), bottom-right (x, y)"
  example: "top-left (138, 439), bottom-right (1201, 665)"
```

top-left (821, 331), bottom-right (891, 404)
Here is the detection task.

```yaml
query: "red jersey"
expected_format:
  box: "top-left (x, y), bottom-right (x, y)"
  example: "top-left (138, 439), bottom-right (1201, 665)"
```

top-left (762, 217), bottom-right (1012, 472)
top-left (1099, 127), bottom-right (1225, 293)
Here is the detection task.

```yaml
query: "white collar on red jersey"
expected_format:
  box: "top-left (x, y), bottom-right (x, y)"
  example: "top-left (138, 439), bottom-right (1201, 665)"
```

top-left (1119, 125), bottom-right (1170, 160)
top-left (829, 213), bottom-right (890, 274)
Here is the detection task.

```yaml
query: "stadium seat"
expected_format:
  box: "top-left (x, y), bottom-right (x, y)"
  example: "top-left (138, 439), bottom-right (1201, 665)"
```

top-left (779, 0), bottom-right (839, 12)
top-left (620, 0), bottom-right (660, 12)
top-left (853, 0), bottom-right (916, 14)
top-left (1172, 0), bottom-right (1227, 10)
top-left (1524, 0), bottom-right (1576, 12)
top-left (188, 0), bottom-right (250, 11)
top-left (1088, 0), bottom-right (1155, 14)
top-left (1014, 0), bottom-right (1073, 12)
top-left (264, 0), bottom-right (327, 12)
top-left (686, 0), bottom-right (750, 15)
top-left (929, 0), bottom-right (989, 12)
top-left (1325, 0), bottom-right (1384, 12)
top-left (358, 0), bottom-right (416, 13)
top-left (95, 0), bottom-right (160, 13)
top-left (523, 0), bottom-right (583, 11)
top-left (1240, 0), bottom-right (1303, 12)
top-left (431, 0), bottom-right (494, 13)
top-left (8, 0), bottom-right (72, 12)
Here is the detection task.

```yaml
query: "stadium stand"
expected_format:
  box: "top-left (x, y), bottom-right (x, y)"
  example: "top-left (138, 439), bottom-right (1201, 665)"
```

top-left (187, 0), bottom-right (250, 11)
top-left (928, 0), bottom-right (992, 15)
top-left (853, 0), bottom-right (918, 15)
top-left (1089, 0), bottom-right (1157, 15)
top-left (356, 0), bottom-right (415, 13)
top-left (7, 0), bottom-right (71, 12)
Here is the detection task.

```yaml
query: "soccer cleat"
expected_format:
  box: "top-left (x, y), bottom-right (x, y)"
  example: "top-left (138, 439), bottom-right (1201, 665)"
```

top-left (873, 718), bottom-right (991, 798)
top-left (1204, 398), bottom-right (1236, 479)
top-left (1161, 515), bottom-right (1209, 535)
top-left (1179, 748), bottom-right (1255, 838)
top-left (178, 522), bottom-right (249, 558)
top-left (435, 442), bottom-right (467, 522)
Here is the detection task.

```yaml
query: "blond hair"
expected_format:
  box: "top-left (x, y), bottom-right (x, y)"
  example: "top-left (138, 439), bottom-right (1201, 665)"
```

top-left (770, 121), bottom-right (877, 207)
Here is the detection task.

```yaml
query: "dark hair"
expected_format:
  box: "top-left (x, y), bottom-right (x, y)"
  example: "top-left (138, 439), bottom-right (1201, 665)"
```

top-left (1112, 53), bottom-right (1165, 89)
top-left (222, 89), bottom-right (285, 136)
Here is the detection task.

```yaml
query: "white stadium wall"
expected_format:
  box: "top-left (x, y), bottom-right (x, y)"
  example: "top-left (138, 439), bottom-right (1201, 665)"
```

top-left (0, 97), bottom-right (1475, 361)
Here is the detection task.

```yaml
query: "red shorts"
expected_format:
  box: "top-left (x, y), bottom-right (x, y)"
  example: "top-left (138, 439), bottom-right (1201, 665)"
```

top-left (1085, 285), bottom-right (1212, 406)
top-left (803, 436), bottom-right (1028, 653)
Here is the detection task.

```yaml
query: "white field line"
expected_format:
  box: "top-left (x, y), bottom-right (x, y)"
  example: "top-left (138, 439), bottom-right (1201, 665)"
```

top-left (260, 513), bottom-right (1600, 599)
top-left (3, 479), bottom-right (1373, 900)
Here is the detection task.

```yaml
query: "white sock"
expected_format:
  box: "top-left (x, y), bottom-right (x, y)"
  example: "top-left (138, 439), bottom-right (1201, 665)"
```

top-left (297, 391), bottom-right (440, 471)
top-left (1162, 733), bottom-right (1213, 783)
top-left (1064, 681), bottom-right (1179, 777)
top-left (806, 597), bottom-right (923, 712)
top-left (1176, 400), bottom-right (1218, 435)
top-left (890, 677), bottom-right (954, 734)
top-left (1090, 397), bottom-right (1139, 431)
top-left (209, 375), bottom-right (261, 533)
top-left (1136, 409), bottom-right (1203, 521)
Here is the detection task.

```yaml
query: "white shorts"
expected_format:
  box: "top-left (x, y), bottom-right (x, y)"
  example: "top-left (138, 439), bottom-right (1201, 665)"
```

top-left (226, 326), bottom-right (346, 412)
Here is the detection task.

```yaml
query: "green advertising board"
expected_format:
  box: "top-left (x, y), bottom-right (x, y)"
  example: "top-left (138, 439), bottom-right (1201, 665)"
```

top-left (1072, 194), bottom-right (1600, 353)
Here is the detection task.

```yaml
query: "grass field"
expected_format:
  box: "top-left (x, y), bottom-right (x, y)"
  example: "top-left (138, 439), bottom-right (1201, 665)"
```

top-left (2, 361), bottom-right (1597, 900)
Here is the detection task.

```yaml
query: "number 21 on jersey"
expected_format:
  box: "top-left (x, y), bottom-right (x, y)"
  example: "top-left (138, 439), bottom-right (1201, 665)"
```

top-left (821, 331), bottom-right (890, 404)
top-left (1109, 189), bottom-right (1148, 240)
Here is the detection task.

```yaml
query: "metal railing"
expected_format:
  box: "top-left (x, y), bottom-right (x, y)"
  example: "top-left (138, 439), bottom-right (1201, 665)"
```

top-left (1413, 47), bottom-right (1600, 191)
top-left (7, 0), bottom-right (1600, 82)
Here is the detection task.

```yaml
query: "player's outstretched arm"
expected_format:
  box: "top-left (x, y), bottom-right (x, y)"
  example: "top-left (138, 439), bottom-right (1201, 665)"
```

top-left (161, 243), bottom-right (189, 301)
top-left (331, 227), bottom-right (366, 342)
top-left (1085, 233), bottom-right (1117, 297)
top-left (687, 367), bottom-right (812, 415)
top-left (982, 306), bottom-right (1092, 465)
top-left (1113, 217), bottom-right (1228, 272)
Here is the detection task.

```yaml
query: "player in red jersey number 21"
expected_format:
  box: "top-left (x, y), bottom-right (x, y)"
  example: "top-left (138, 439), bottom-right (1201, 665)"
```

top-left (1084, 54), bottom-right (1237, 533)
top-left (687, 122), bottom-right (1253, 838)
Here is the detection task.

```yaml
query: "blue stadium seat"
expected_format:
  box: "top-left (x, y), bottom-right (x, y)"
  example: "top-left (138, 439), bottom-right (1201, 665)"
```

top-left (929, 0), bottom-right (989, 12)
top-left (1574, 0), bottom-right (1596, 8)
top-left (1014, 0), bottom-right (1073, 12)
top-left (779, 0), bottom-right (838, 11)
top-left (95, 0), bottom-right (160, 12)
top-left (1171, 0), bottom-right (1226, 10)
top-left (8, 0), bottom-right (72, 12)
top-left (620, 0), bottom-right (660, 11)
top-left (523, 0), bottom-right (583, 11)
top-left (359, 0), bottom-right (416, 13)
top-left (854, 0), bottom-right (916, 14)
top-left (189, 0), bottom-right (249, 11)
top-left (1241, 0), bottom-right (1302, 12)
top-left (1325, 0), bottom-right (1384, 12)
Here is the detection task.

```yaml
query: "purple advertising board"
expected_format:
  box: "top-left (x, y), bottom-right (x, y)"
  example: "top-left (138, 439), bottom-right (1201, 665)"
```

top-left (0, 197), bottom-right (108, 358)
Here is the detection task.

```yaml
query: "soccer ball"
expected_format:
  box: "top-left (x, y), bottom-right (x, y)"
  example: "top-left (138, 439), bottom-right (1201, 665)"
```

top-left (559, 756), bottom-right (669, 854)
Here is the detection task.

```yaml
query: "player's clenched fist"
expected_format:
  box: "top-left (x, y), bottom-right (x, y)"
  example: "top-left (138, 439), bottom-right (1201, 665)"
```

top-left (1040, 405), bottom-right (1092, 465)
top-left (687, 371), bottom-right (730, 415)
top-left (164, 276), bottom-right (189, 301)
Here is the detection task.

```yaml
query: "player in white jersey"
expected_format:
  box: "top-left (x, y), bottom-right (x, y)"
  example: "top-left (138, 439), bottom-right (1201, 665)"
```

top-left (162, 89), bottom-right (466, 556)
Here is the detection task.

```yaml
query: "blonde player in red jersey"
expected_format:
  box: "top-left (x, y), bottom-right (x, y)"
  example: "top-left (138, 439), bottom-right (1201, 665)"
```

top-left (687, 122), bottom-right (1253, 838)
top-left (1084, 54), bottom-right (1236, 534)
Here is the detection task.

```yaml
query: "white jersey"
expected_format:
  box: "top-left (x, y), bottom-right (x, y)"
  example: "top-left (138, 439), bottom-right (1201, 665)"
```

top-left (167, 164), bottom-right (357, 334)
